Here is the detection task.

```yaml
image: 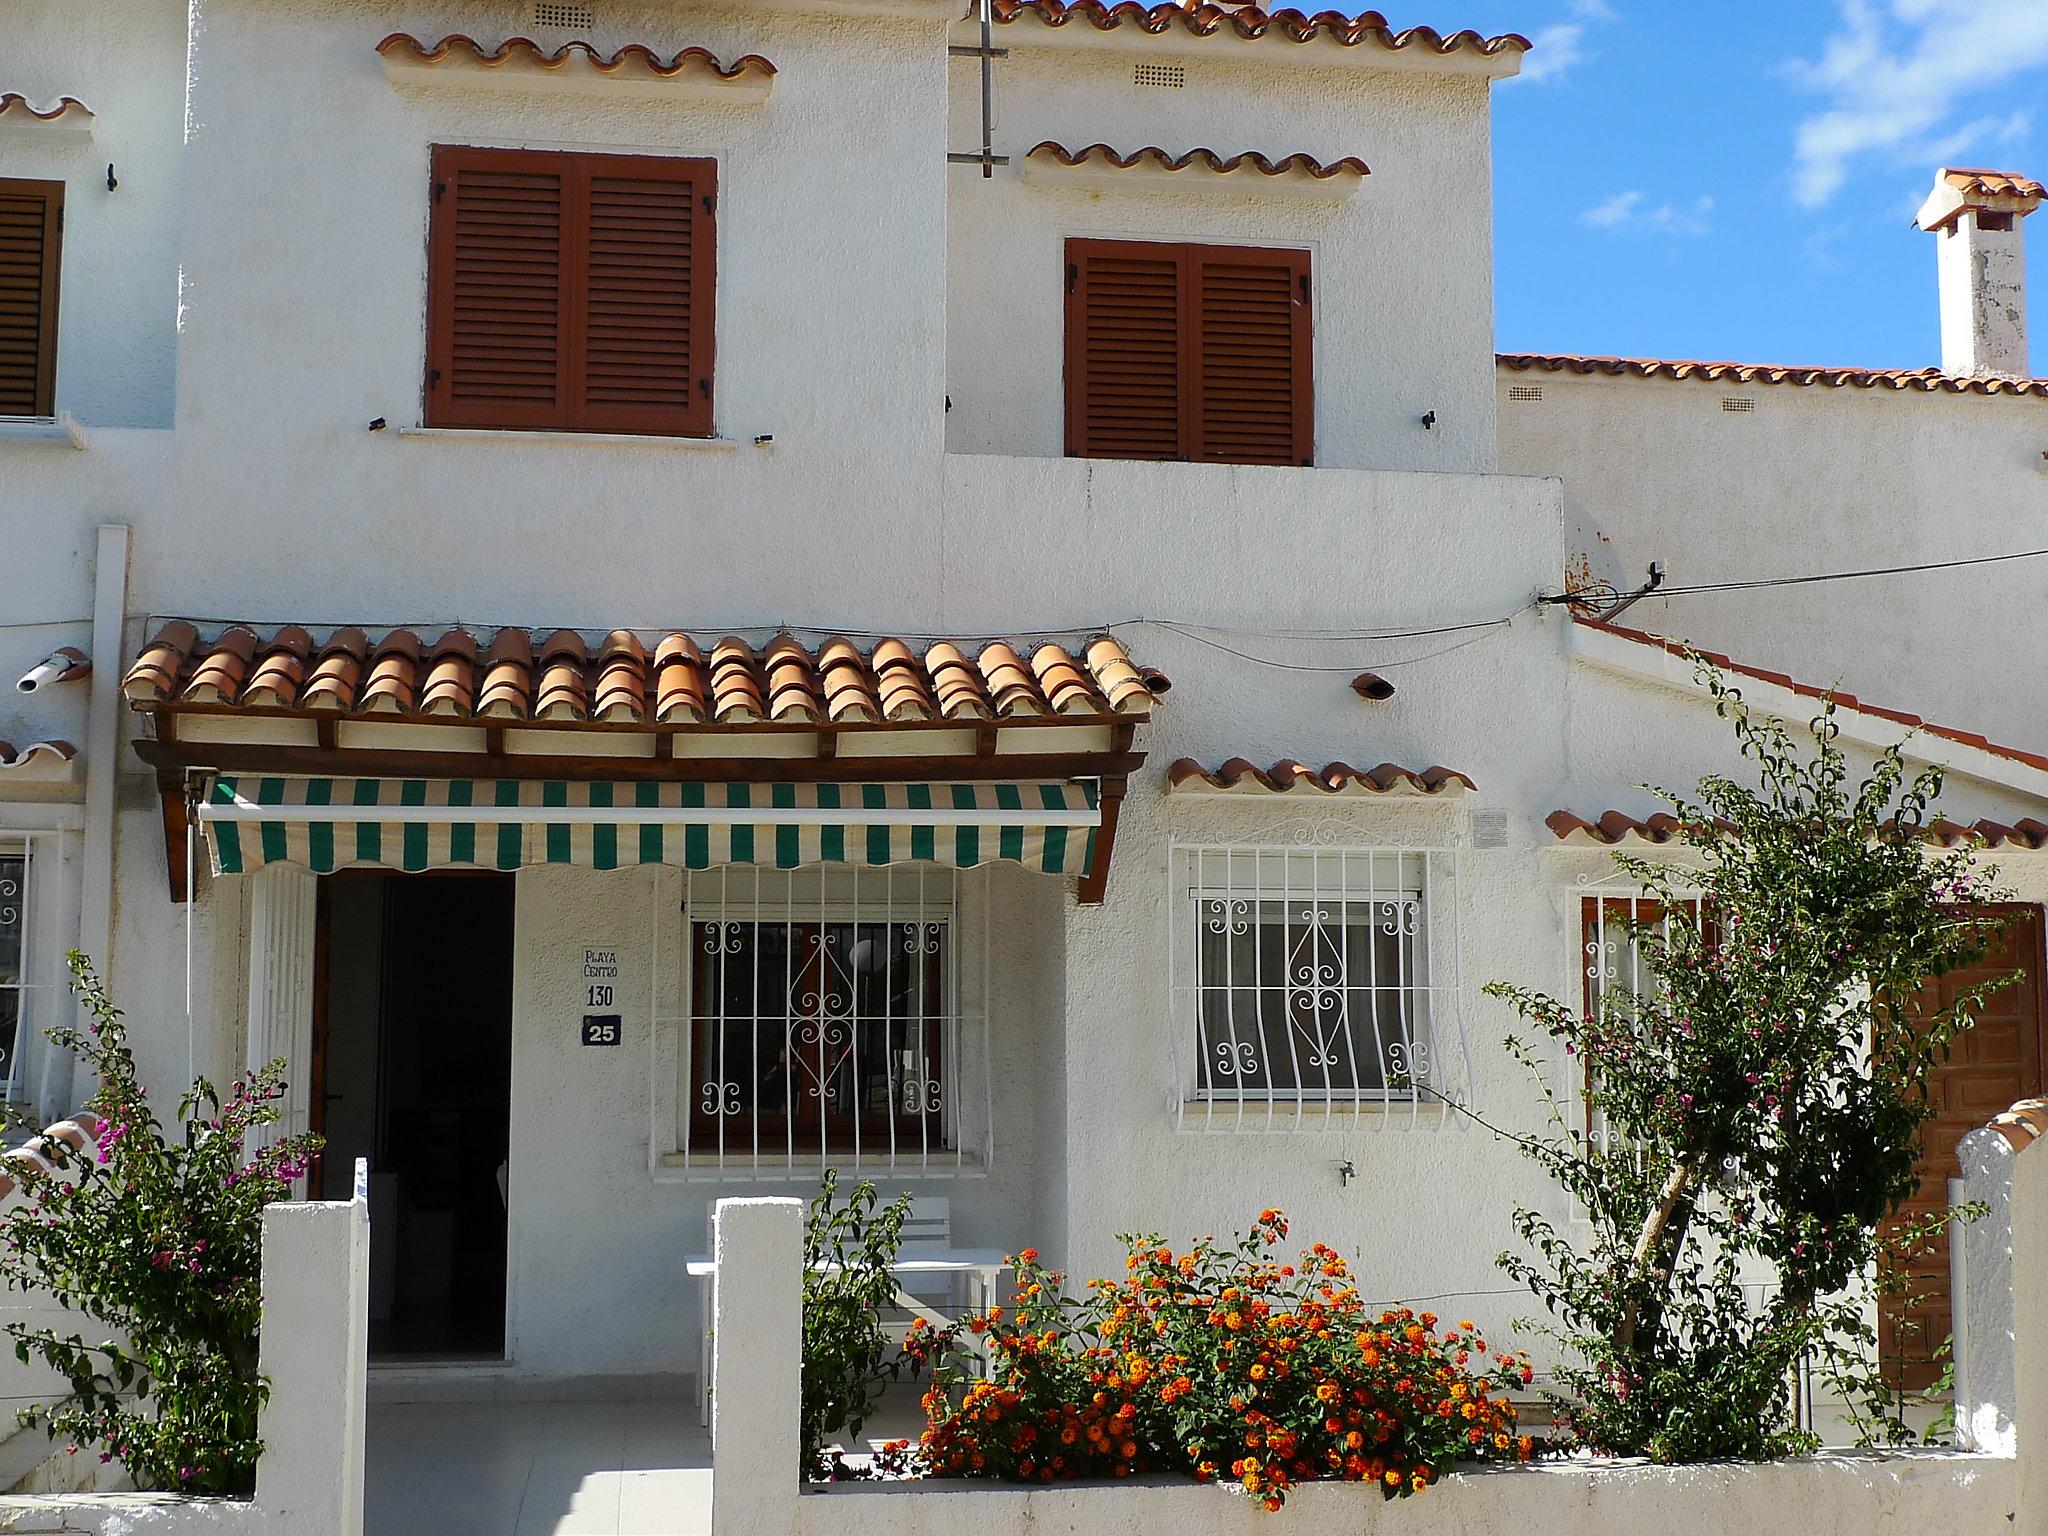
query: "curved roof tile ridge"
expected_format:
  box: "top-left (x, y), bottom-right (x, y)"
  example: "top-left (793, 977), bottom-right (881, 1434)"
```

top-left (1499, 351), bottom-right (2048, 398)
top-left (1168, 757), bottom-right (1475, 795)
top-left (0, 93), bottom-right (93, 121)
top-left (986, 0), bottom-right (1529, 54)
top-left (1026, 142), bottom-right (1370, 179)
top-left (375, 33), bottom-right (777, 82)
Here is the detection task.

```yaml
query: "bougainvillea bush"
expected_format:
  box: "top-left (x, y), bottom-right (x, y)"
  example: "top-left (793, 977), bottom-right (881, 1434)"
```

top-left (1484, 668), bottom-right (2011, 1460)
top-left (904, 1211), bottom-right (1531, 1508)
top-left (0, 953), bottom-right (322, 1495)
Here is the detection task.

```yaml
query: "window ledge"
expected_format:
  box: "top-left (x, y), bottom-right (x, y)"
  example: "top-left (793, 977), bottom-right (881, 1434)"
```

top-left (1176, 1098), bottom-right (1449, 1130)
top-left (0, 414), bottom-right (89, 450)
top-left (654, 1151), bottom-right (988, 1182)
top-left (396, 426), bottom-right (741, 451)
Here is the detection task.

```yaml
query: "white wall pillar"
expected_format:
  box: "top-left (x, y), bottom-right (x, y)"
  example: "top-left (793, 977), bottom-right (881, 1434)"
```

top-left (1955, 1126), bottom-right (2020, 1452)
top-left (253, 1169), bottom-right (370, 1536)
top-left (245, 865), bottom-right (317, 1149)
top-left (710, 1196), bottom-right (803, 1536)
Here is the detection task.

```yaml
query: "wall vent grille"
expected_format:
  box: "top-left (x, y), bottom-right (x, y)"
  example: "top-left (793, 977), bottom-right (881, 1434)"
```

top-left (1721, 396), bottom-right (1756, 413)
top-left (1507, 384), bottom-right (1543, 402)
top-left (1133, 62), bottom-right (1187, 88)
top-left (530, 0), bottom-right (597, 30)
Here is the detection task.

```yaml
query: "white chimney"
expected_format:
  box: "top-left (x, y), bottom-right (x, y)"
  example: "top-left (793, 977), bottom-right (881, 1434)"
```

top-left (1915, 167), bottom-right (2044, 379)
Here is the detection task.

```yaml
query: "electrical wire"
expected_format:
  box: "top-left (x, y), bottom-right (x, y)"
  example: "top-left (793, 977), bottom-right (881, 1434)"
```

top-left (1626, 545), bottom-right (2048, 600)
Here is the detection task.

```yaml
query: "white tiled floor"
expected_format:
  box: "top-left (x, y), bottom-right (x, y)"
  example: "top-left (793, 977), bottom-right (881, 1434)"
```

top-left (365, 1397), bottom-right (712, 1536)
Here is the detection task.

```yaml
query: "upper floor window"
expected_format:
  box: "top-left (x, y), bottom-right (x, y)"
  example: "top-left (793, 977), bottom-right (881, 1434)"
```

top-left (0, 179), bottom-right (63, 417)
top-left (1064, 237), bottom-right (1312, 467)
top-left (426, 146), bottom-right (716, 437)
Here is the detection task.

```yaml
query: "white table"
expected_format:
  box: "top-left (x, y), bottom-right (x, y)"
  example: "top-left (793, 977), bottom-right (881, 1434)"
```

top-left (687, 1247), bottom-right (1008, 1426)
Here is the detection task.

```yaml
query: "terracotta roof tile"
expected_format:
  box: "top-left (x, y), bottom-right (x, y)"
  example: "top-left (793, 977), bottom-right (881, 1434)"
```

top-left (374, 33), bottom-right (777, 86)
top-left (1988, 1098), bottom-right (2048, 1149)
top-left (1499, 352), bottom-right (2048, 398)
top-left (1942, 168), bottom-right (2046, 202)
top-left (988, 1), bottom-right (1529, 55)
top-left (1168, 757), bottom-right (1474, 796)
top-left (0, 741), bottom-right (77, 772)
top-left (124, 623), bottom-right (1164, 734)
top-left (0, 95), bottom-right (93, 130)
top-left (1025, 142), bottom-right (1370, 181)
top-left (1549, 807), bottom-right (2048, 851)
top-left (1576, 617), bottom-right (2048, 777)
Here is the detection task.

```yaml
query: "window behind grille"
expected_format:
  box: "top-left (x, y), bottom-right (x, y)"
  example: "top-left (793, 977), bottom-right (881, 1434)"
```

top-left (1167, 845), bottom-right (1462, 1130)
top-left (0, 852), bottom-right (27, 1098)
top-left (670, 865), bottom-right (986, 1174)
top-left (425, 146), bottom-right (715, 436)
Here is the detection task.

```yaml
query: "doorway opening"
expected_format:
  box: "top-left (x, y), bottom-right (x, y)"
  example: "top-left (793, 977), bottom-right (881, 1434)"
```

top-left (315, 872), bottom-right (516, 1360)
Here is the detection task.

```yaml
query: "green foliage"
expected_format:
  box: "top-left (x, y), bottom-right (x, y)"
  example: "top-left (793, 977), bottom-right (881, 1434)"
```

top-left (0, 953), bottom-right (322, 1495)
top-left (801, 1171), bottom-right (910, 1477)
top-left (1484, 666), bottom-right (2011, 1460)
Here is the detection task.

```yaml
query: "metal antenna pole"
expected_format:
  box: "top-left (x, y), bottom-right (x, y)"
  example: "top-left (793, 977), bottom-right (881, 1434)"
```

top-left (978, 0), bottom-right (995, 178)
top-left (947, 0), bottom-right (1009, 173)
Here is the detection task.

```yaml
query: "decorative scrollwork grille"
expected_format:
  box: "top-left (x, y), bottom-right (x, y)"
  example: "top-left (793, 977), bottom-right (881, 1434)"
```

top-left (673, 864), bottom-right (986, 1176)
top-left (0, 844), bottom-right (36, 1104)
top-left (1168, 843), bottom-right (1467, 1131)
top-left (1578, 890), bottom-right (1709, 1154)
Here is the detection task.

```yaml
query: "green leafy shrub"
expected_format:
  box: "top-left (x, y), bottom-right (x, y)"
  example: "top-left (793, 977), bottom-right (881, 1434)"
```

top-left (905, 1212), bottom-right (1532, 1508)
top-left (0, 953), bottom-right (322, 1494)
top-left (801, 1171), bottom-right (911, 1477)
top-left (1484, 667), bottom-right (2011, 1459)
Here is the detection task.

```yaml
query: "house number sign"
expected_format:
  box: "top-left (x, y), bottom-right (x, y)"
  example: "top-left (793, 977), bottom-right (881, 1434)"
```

top-left (581, 945), bottom-right (621, 1046)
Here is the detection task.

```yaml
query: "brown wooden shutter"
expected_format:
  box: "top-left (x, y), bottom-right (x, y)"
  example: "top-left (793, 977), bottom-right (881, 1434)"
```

top-left (574, 155), bottom-right (714, 436)
top-left (1065, 239), bottom-right (1311, 467)
top-left (427, 148), bottom-right (714, 436)
top-left (1065, 238), bottom-right (1187, 461)
top-left (0, 179), bottom-right (63, 418)
top-left (1188, 245), bottom-right (1311, 466)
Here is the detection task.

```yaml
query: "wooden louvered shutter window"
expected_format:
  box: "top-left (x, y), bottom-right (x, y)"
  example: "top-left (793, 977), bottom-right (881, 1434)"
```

top-left (427, 147), bottom-right (715, 436)
top-left (0, 180), bottom-right (63, 419)
top-left (1065, 238), bottom-right (1312, 467)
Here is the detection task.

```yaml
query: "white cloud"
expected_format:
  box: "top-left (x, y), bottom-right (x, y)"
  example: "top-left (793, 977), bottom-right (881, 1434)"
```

top-left (1581, 190), bottom-right (1714, 237)
top-left (1508, 0), bottom-right (1617, 86)
top-left (1790, 0), bottom-right (2048, 209)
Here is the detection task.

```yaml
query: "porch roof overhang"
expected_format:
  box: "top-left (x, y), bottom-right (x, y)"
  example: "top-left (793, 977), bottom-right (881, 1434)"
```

top-left (126, 621), bottom-right (1167, 903)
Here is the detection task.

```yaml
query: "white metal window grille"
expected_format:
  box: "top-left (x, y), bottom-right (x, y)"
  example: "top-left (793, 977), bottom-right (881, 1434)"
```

top-left (1168, 844), bottom-right (1468, 1130)
top-left (668, 865), bottom-right (990, 1177)
top-left (0, 849), bottom-right (24, 1101)
top-left (1580, 891), bottom-right (1708, 1152)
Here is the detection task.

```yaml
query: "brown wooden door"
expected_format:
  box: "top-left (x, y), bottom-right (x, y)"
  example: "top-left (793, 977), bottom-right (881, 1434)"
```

top-left (1881, 902), bottom-right (2045, 1393)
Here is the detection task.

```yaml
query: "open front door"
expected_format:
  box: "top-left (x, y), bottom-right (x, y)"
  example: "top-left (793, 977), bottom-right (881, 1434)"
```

top-left (316, 872), bottom-right (515, 1360)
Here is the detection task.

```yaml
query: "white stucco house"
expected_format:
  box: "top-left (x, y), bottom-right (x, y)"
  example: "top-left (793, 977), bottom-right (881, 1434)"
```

top-left (5, 0), bottom-right (2048, 1445)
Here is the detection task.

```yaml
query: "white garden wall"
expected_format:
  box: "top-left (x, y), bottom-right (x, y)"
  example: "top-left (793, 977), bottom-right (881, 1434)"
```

top-left (704, 1192), bottom-right (2035, 1536)
top-left (0, 1182), bottom-right (370, 1535)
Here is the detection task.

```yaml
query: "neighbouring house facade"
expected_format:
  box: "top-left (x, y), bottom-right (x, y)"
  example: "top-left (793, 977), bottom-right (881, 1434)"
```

top-left (4, 0), bottom-right (2048, 1408)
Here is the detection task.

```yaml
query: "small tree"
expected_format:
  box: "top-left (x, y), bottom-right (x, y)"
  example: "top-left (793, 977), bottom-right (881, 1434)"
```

top-left (800, 1171), bottom-right (911, 1477)
top-left (1485, 668), bottom-right (2010, 1460)
top-left (0, 953), bottom-right (321, 1494)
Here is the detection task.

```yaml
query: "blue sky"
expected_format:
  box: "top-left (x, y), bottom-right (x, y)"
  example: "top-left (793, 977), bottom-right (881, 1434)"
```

top-left (1466, 0), bottom-right (2048, 369)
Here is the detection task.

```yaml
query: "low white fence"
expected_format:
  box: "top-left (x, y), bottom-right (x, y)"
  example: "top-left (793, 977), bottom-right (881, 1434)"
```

top-left (706, 1120), bottom-right (2048, 1536)
top-left (0, 1184), bottom-right (370, 1534)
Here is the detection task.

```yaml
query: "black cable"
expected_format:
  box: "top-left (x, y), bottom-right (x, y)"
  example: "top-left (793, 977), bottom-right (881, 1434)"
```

top-left (1583, 545), bottom-right (2048, 603)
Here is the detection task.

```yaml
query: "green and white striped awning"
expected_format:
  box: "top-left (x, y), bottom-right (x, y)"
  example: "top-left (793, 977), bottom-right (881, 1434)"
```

top-left (198, 776), bottom-right (1100, 877)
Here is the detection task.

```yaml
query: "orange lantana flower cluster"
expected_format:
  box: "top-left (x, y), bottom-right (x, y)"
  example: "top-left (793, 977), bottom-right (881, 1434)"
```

top-left (902, 1211), bottom-right (1535, 1509)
